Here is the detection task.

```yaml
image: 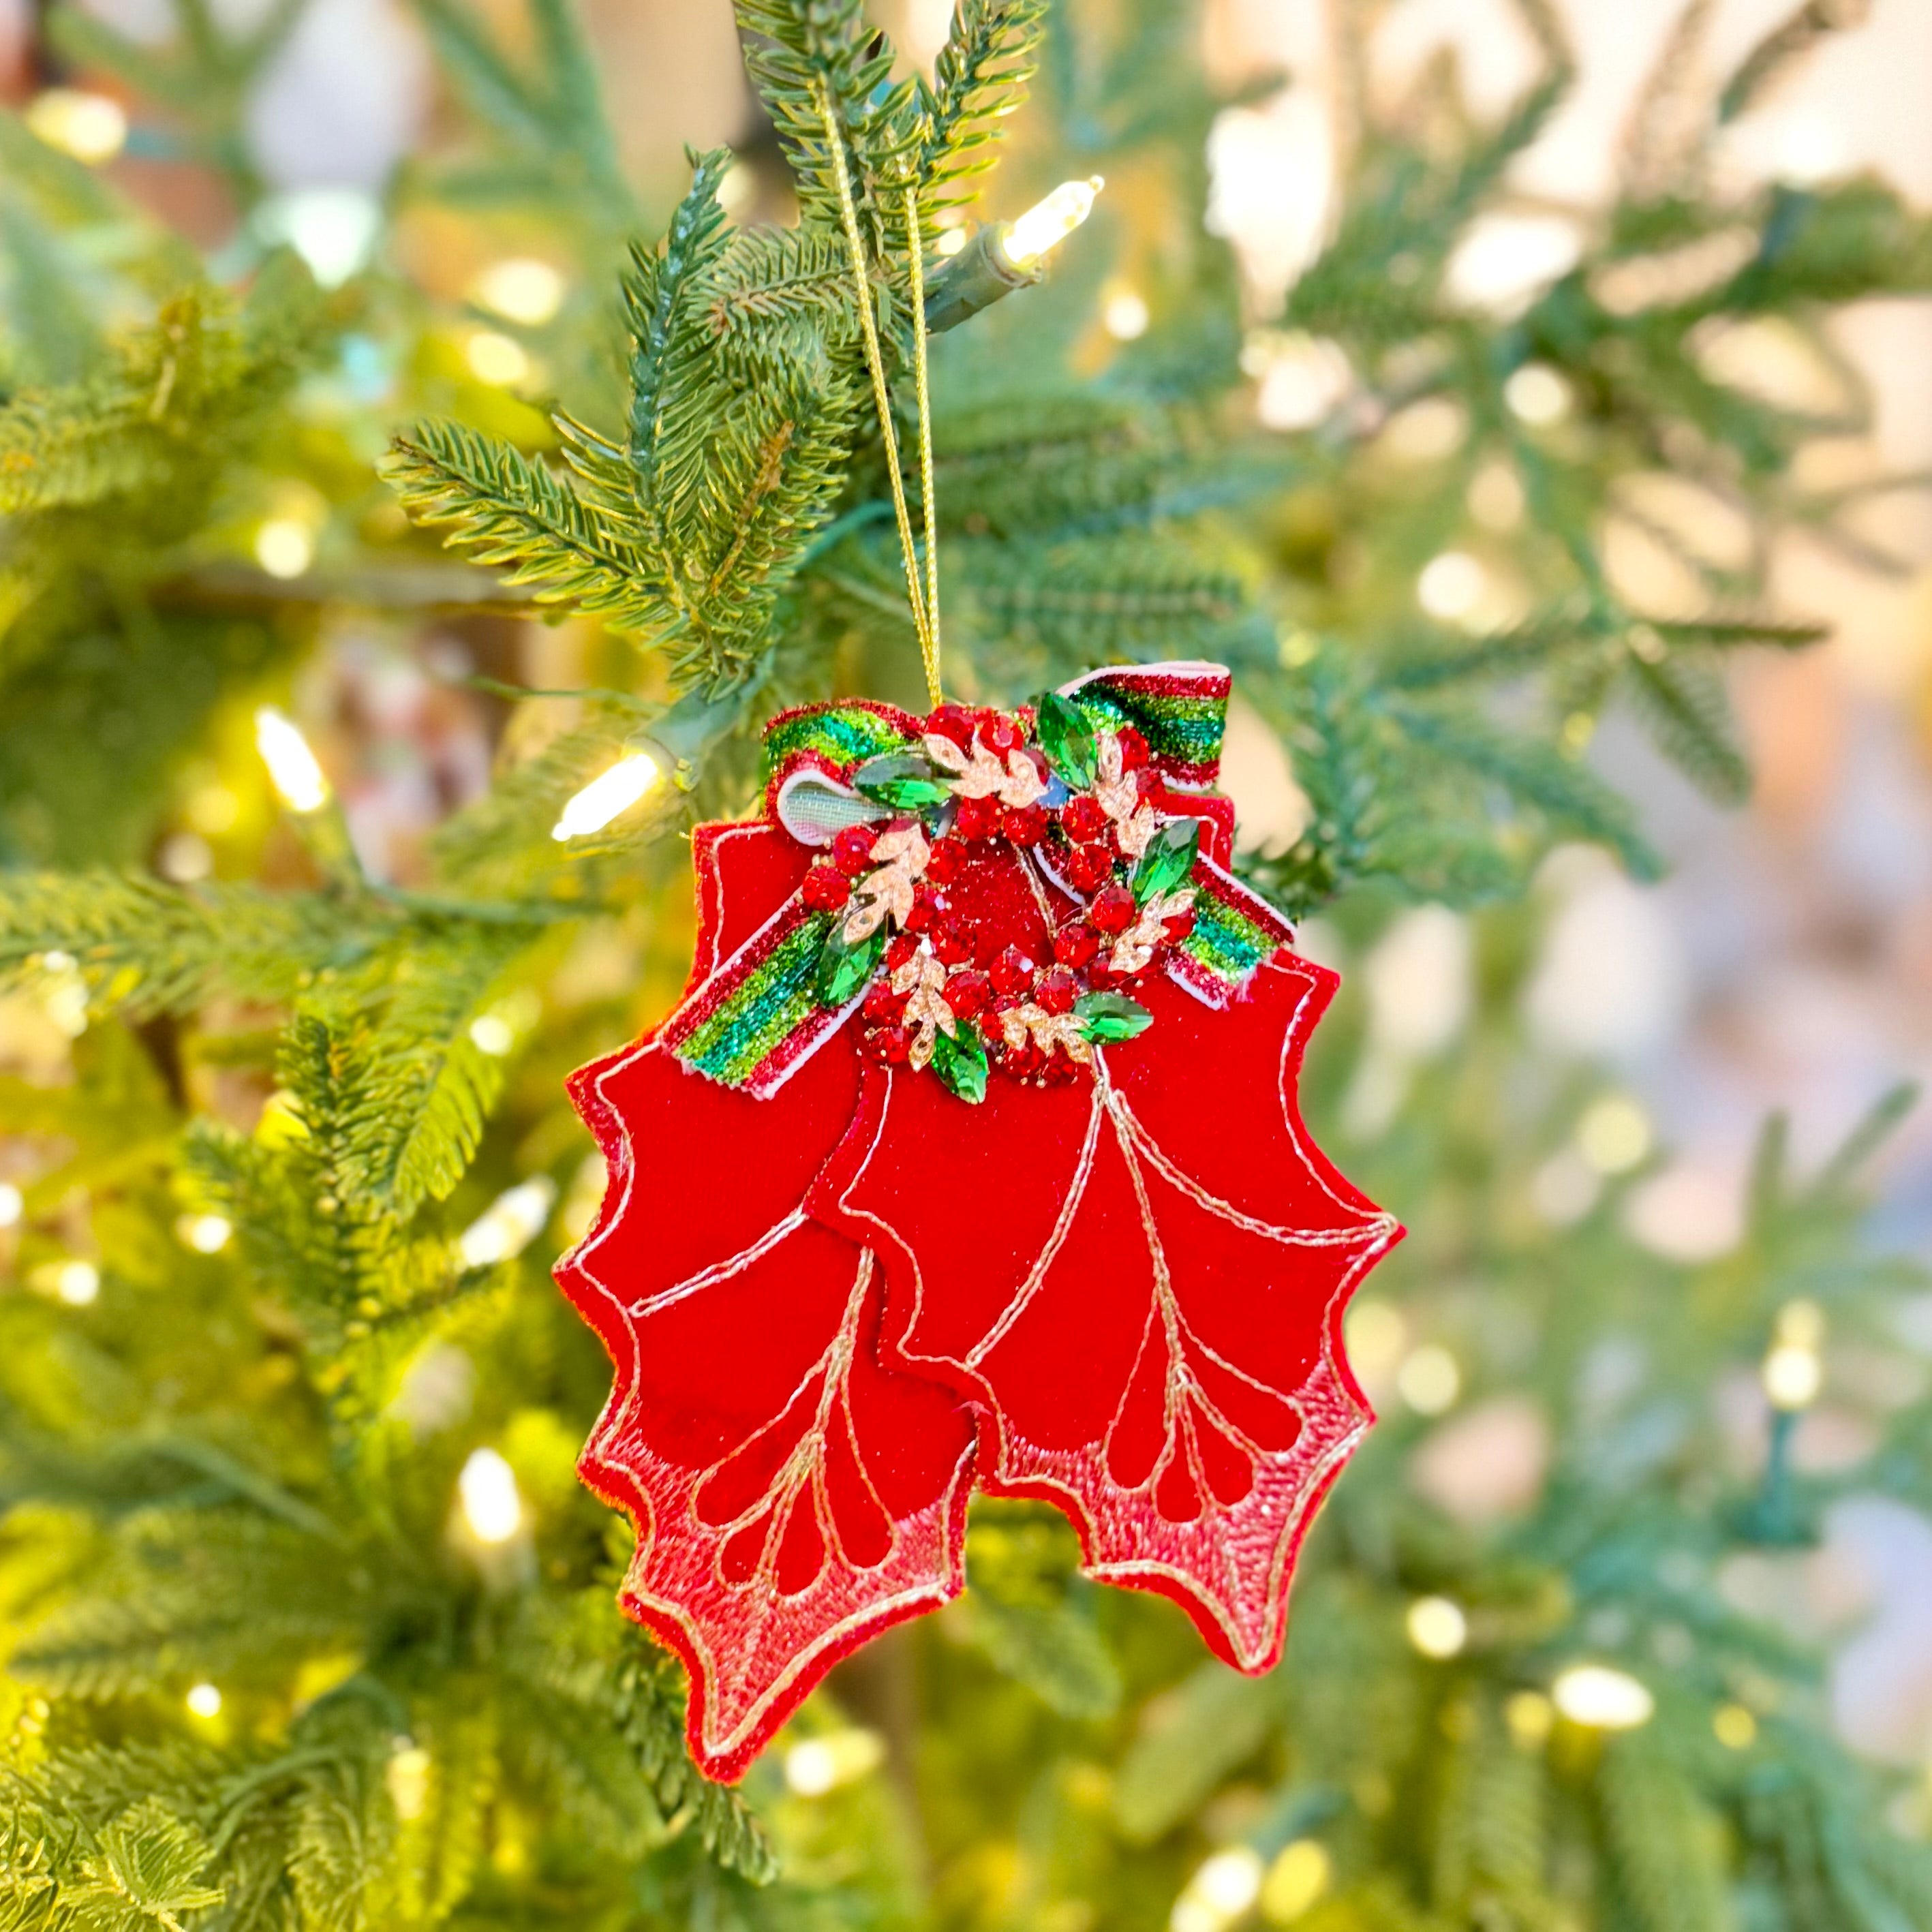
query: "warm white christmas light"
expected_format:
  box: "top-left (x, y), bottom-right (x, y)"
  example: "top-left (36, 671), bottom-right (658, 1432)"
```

top-left (179, 1214), bottom-right (233, 1255)
top-left (1553, 1663), bottom-right (1654, 1730)
top-left (255, 519), bottom-right (315, 580)
top-left (1417, 551), bottom-right (1486, 623)
top-left (1505, 363), bottom-right (1571, 426)
top-left (458, 1178), bottom-right (557, 1268)
top-left (550, 752), bottom-right (662, 840)
top-left (387, 1745), bottom-right (431, 1818)
top-left (26, 89), bottom-right (127, 165)
top-left (1397, 1344), bottom-right (1460, 1415)
top-left (1762, 1342), bottom-right (1822, 1411)
top-left (1776, 1298), bottom-right (1825, 1349)
top-left (782, 1728), bottom-right (884, 1796)
top-left (0, 1183), bottom-right (21, 1229)
top-left (458, 1447), bottom-right (523, 1544)
top-left (1102, 287), bottom-right (1150, 341)
top-left (55, 1261), bottom-right (99, 1306)
top-left (254, 189), bottom-right (381, 288)
top-left (254, 707), bottom-right (330, 813)
top-left (465, 330), bottom-right (532, 387)
top-left (1577, 1094), bottom-right (1652, 1175)
top-left (1171, 1847), bottom-right (1263, 1932)
top-left (1000, 177), bottom-right (1103, 272)
top-left (468, 1013), bottom-right (515, 1056)
top-left (1407, 1595), bottom-right (1468, 1659)
top-left (474, 258), bottom-right (564, 326)
top-left (185, 1682), bottom-right (223, 1718)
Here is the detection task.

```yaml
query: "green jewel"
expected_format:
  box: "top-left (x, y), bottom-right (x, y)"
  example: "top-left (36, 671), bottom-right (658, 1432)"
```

top-left (930, 1022), bottom-right (989, 1103)
top-left (1034, 691), bottom-right (1099, 788)
top-left (853, 752), bottom-right (951, 812)
top-left (815, 919), bottom-right (887, 1009)
top-left (1131, 818), bottom-right (1199, 902)
top-left (1074, 992), bottom-right (1154, 1043)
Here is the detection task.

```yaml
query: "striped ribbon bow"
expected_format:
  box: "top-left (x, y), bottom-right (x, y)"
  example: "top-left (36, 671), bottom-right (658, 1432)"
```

top-left (660, 662), bottom-right (1296, 1098)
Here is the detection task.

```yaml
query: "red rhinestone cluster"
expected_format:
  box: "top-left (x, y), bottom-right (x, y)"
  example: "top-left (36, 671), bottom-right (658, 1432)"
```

top-left (827, 703), bottom-right (1197, 1084)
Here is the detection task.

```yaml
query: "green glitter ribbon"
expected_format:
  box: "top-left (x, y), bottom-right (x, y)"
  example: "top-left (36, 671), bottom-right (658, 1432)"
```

top-left (1062, 665), bottom-right (1230, 786)
top-left (1169, 857), bottom-right (1295, 1004)
top-left (763, 701), bottom-right (925, 788)
top-left (656, 900), bottom-right (842, 1097)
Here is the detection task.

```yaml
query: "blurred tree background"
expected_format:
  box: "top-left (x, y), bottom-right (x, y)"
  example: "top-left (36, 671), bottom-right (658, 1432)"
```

top-left (3, 1), bottom-right (1932, 1928)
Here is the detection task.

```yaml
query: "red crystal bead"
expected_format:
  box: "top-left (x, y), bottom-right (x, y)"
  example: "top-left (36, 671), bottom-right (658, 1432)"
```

top-left (903, 886), bottom-right (937, 932)
top-left (876, 1025), bottom-right (912, 1065)
top-left (925, 703), bottom-right (977, 750)
top-left (980, 714), bottom-right (1024, 755)
top-left (954, 795), bottom-right (999, 842)
top-left (863, 980), bottom-right (906, 1025)
top-left (1053, 922), bottom-right (1100, 968)
top-left (885, 933), bottom-right (917, 970)
top-left (801, 864), bottom-right (852, 910)
top-left (1003, 1039), bottom-right (1042, 1079)
top-left (923, 835), bottom-right (963, 884)
top-left (1164, 906), bottom-right (1197, 941)
top-left (1065, 843), bottom-right (1114, 894)
top-left (990, 945), bottom-right (1035, 996)
top-left (1115, 725), bottom-right (1150, 771)
top-left (1088, 884), bottom-right (1136, 935)
top-left (1059, 794), bottom-right (1108, 843)
top-left (933, 925), bottom-right (971, 966)
top-left (832, 825), bottom-right (880, 876)
top-left (1002, 805), bottom-right (1047, 846)
top-left (1036, 967), bottom-right (1077, 1015)
top-left (945, 969), bottom-right (991, 1018)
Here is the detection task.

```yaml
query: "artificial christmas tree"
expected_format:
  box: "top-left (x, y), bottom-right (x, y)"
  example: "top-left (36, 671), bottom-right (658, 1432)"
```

top-left (2, 0), bottom-right (1931, 1927)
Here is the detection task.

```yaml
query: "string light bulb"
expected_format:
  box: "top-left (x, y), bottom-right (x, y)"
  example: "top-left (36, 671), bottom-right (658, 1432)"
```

top-left (1762, 1340), bottom-right (1822, 1411)
top-left (473, 258), bottom-right (564, 326)
top-left (550, 752), bottom-right (662, 840)
top-left (1171, 1847), bottom-right (1263, 1932)
top-left (1407, 1595), bottom-right (1468, 1659)
top-left (458, 1178), bottom-right (557, 1268)
top-left (1764, 1299), bottom-right (1824, 1409)
top-left (254, 707), bottom-right (330, 814)
top-left (26, 89), bottom-right (127, 165)
top-left (782, 1728), bottom-right (885, 1796)
top-left (178, 1214), bottom-right (232, 1254)
top-left (255, 519), bottom-right (315, 580)
top-left (458, 1447), bottom-right (523, 1544)
top-left (185, 1683), bottom-right (223, 1718)
top-left (999, 177), bottom-right (1104, 273)
top-left (55, 1261), bottom-right (99, 1306)
top-left (1552, 1663), bottom-right (1654, 1730)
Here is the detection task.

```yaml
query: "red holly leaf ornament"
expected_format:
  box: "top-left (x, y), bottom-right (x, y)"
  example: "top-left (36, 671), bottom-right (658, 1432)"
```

top-left (559, 664), bottom-right (1401, 1779)
top-left (817, 951), bottom-right (1399, 1671)
top-left (557, 821), bottom-right (976, 1781)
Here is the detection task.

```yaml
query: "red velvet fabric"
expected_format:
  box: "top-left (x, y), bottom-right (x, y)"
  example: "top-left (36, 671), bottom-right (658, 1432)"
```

top-left (555, 821), bottom-right (976, 1782)
top-left (559, 803), bottom-right (1400, 1780)
top-left (815, 953), bottom-right (1402, 1673)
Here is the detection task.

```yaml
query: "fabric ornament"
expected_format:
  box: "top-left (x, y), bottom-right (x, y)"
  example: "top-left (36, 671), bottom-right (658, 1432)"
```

top-left (557, 660), bottom-right (1402, 1781)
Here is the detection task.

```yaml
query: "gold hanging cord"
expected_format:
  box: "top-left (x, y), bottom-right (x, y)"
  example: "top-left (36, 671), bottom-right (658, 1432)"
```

top-left (817, 78), bottom-right (943, 709)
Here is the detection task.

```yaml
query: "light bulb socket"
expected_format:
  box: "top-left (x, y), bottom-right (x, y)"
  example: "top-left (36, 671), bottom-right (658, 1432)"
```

top-left (923, 226), bottom-right (1041, 335)
top-left (643, 683), bottom-right (753, 792)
